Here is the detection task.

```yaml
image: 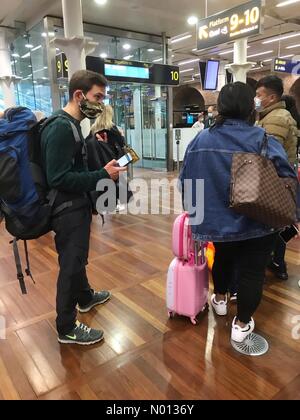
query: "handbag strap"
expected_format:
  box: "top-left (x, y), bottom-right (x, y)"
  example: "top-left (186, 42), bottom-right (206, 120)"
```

top-left (260, 133), bottom-right (269, 158)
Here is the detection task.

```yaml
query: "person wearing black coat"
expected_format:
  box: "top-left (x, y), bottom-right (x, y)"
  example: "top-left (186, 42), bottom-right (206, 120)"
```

top-left (86, 105), bottom-right (133, 212)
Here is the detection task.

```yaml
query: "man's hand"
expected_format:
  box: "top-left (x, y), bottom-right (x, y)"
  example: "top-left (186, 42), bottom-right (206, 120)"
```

top-left (104, 160), bottom-right (127, 181)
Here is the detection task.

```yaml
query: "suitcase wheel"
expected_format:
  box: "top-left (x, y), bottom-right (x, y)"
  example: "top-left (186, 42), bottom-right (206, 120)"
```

top-left (168, 311), bottom-right (175, 319)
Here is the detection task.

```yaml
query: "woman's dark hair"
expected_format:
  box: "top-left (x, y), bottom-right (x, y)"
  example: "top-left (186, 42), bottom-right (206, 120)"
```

top-left (246, 77), bottom-right (258, 94)
top-left (290, 78), bottom-right (300, 114)
top-left (282, 94), bottom-right (300, 129)
top-left (215, 82), bottom-right (255, 126)
top-left (282, 94), bottom-right (295, 111)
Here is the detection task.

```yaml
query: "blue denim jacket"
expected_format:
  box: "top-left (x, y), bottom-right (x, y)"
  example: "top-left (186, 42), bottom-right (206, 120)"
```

top-left (180, 119), bottom-right (298, 243)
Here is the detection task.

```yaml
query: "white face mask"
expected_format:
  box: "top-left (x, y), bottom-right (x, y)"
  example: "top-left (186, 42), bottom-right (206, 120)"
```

top-left (254, 97), bottom-right (262, 111)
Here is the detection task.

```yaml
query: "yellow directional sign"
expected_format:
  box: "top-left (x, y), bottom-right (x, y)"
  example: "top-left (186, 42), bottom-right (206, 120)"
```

top-left (197, 0), bottom-right (263, 50)
top-left (199, 25), bottom-right (209, 40)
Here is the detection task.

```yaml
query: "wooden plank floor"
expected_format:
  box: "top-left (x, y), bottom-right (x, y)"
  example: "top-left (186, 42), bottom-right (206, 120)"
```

top-left (0, 169), bottom-right (299, 400)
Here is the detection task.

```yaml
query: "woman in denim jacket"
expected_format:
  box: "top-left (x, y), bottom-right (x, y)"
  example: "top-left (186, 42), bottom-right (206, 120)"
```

top-left (180, 82), bottom-right (298, 343)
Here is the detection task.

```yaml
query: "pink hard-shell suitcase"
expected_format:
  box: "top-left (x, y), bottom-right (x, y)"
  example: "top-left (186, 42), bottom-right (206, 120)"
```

top-left (172, 212), bottom-right (192, 261)
top-left (167, 244), bottom-right (209, 325)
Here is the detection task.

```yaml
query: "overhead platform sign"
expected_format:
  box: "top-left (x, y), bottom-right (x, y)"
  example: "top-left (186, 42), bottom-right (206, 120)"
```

top-left (274, 57), bottom-right (300, 75)
top-left (86, 56), bottom-right (180, 86)
top-left (197, 0), bottom-right (263, 50)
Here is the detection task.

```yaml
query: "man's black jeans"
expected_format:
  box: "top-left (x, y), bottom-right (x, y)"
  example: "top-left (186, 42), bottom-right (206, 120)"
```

top-left (52, 206), bottom-right (94, 335)
top-left (213, 234), bottom-right (277, 324)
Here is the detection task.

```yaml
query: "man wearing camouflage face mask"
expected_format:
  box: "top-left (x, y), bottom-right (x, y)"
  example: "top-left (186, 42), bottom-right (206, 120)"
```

top-left (41, 70), bottom-right (126, 346)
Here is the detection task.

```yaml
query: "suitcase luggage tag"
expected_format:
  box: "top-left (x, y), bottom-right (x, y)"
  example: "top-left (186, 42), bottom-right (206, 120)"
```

top-left (194, 241), bottom-right (206, 266)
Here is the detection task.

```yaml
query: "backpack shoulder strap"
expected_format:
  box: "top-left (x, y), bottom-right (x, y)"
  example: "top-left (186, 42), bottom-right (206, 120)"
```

top-left (41, 115), bottom-right (88, 170)
top-left (11, 238), bottom-right (27, 295)
top-left (39, 115), bottom-right (67, 133)
top-left (67, 119), bottom-right (89, 171)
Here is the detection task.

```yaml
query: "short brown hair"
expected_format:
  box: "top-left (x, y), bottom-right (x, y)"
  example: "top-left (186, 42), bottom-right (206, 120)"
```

top-left (69, 70), bottom-right (108, 98)
top-left (257, 75), bottom-right (284, 98)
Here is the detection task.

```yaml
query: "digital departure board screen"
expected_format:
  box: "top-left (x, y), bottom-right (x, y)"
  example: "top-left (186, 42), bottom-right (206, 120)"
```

top-left (197, 0), bottom-right (263, 50)
top-left (104, 63), bottom-right (150, 80)
top-left (86, 56), bottom-right (180, 86)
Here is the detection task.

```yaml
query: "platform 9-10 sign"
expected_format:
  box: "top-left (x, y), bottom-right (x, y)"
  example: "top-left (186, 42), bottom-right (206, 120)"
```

top-left (197, 0), bottom-right (263, 50)
top-left (56, 53), bottom-right (69, 79)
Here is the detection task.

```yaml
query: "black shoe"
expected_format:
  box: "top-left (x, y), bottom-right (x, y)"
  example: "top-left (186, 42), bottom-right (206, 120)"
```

top-left (78, 290), bottom-right (111, 313)
top-left (58, 321), bottom-right (104, 346)
top-left (268, 261), bottom-right (289, 281)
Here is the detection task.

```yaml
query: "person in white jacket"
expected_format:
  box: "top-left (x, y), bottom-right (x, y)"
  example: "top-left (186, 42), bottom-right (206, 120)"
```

top-left (192, 112), bottom-right (205, 133)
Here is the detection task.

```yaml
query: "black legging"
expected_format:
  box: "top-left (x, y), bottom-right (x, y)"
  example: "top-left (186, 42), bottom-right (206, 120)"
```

top-left (212, 234), bottom-right (277, 324)
top-left (273, 235), bottom-right (287, 268)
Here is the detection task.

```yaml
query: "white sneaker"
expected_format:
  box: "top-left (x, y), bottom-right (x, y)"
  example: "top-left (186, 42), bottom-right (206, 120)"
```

top-left (116, 203), bottom-right (126, 213)
top-left (231, 317), bottom-right (255, 343)
top-left (230, 293), bottom-right (237, 302)
top-left (211, 294), bottom-right (228, 316)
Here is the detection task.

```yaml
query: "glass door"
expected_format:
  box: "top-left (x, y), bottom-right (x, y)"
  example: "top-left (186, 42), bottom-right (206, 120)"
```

top-left (108, 82), bottom-right (167, 170)
top-left (141, 85), bottom-right (167, 170)
top-left (109, 83), bottom-right (138, 157)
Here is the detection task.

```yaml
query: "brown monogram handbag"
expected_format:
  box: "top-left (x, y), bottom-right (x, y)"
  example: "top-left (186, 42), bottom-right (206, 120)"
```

top-left (230, 134), bottom-right (298, 229)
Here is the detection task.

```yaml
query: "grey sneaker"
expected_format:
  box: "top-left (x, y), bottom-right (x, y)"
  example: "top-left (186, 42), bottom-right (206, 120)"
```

top-left (58, 321), bottom-right (104, 346)
top-left (78, 290), bottom-right (111, 313)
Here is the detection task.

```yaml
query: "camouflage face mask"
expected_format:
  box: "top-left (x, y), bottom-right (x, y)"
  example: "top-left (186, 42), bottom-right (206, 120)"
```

top-left (79, 94), bottom-right (105, 119)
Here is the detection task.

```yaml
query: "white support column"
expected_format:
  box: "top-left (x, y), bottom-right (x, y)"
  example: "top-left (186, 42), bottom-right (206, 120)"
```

top-left (228, 38), bottom-right (254, 83)
top-left (0, 28), bottom-right (17, 108)
top-left (155, 85), bottom-right (162, 129)
top-left (217, 61), bottom-right (227, 91)
top-left (53, 0), bottom-right (98, 135)
top-left (62, 0), bottom-right (84, 39)
top-left (61, 0), bottom-right (85, 76)
top-left (53, 0), bottom-right (98, 79)
top-left (133, 87), bottom-right (143, 159)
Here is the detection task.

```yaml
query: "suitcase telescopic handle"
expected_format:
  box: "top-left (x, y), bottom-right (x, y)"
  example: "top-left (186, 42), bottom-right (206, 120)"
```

top-left (194, 241), bottom-right (199, 266)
